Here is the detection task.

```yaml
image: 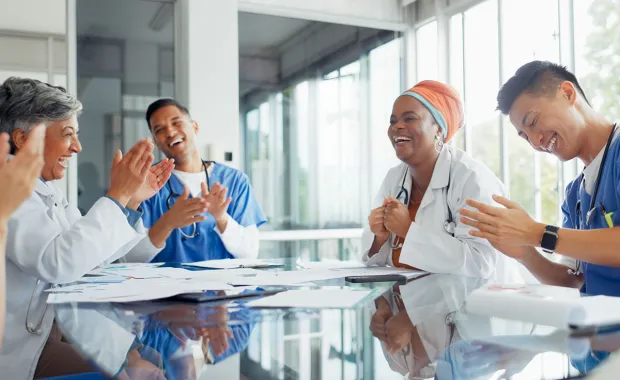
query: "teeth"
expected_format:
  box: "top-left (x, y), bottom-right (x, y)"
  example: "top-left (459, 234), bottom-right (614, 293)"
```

top-left (169, 139), bottom-right (183, 147)
top-left (394, 136), bottom-right (411, 143)
top-left (546, 134), bottom-right (557, 152)
top-left (58, 158), bottom-right (69, 168)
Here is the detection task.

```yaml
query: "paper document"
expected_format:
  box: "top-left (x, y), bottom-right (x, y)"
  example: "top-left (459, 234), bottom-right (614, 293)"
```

top-left (46, 278), bottom-right (233, 304)
top-left (184, 258), bottom-right (276, 269)
top-left (247, 288), bottom-right (374, 309)
top-left (91, 264), bottom-right (192, 279)
top-left (295, 258), bottom-right (366, 270)
top-left (464, 284), bottom-right (620, 329)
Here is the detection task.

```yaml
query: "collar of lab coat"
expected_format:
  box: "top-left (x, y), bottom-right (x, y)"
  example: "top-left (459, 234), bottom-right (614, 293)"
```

top-left (403, 146), bottom-right (451, 211)
top-left (33, 177), bottom-right (56, 198)
top-left (429, 145), bottom-right (451, 190)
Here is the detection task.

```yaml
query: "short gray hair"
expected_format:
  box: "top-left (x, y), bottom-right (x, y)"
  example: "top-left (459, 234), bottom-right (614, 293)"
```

top-left (0, 77), bottom-right (83, 153)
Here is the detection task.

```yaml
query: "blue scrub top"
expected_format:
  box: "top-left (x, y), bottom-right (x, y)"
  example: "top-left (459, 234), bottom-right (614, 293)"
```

top-left (562, 136), bottom-right (620, 296)
top-left (141, 163), bottom-right (267, 263)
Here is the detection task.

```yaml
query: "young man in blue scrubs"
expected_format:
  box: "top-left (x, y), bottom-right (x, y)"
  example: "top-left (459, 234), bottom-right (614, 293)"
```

top-left (130, 98), bottom-right (266, 263)
top-left (459, 61), bottom-right (620, 296)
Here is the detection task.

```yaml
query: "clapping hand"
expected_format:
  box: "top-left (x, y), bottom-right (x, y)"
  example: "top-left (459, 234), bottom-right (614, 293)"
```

top-left (107, 139), bottom-right (155, 207)
top-left (129, 158), bottom-right (175, 207)
top-left (0, 125), bottom-right (45, 223)
top-left (201, 182), bottom-right (232, 227)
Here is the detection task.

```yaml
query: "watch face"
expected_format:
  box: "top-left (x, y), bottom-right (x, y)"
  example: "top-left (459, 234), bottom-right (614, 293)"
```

top-left (541, 229), bottom-right (558, 252)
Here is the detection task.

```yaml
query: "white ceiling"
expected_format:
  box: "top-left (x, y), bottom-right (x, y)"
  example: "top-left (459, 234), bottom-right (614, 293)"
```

top-left (78, 0), bottom-right (314, 54)
top-left (238, 12), bottom-right (313, 56)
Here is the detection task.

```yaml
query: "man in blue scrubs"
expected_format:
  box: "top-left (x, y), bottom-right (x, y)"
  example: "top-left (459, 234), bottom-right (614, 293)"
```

top-left (129, 98), bottom-right (266, 263)
top-left (458, 61), bottom-right (620, 296)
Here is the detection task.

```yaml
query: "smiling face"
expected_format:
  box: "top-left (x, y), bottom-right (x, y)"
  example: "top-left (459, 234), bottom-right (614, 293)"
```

top-left (508, 81), bottom-right (586, 161)
top-left (149, 105), bottom-right (199, 163)
top-left (12, 115), bottom-right (81, 181)
top-left (388, 95), bottom-right (442, 166)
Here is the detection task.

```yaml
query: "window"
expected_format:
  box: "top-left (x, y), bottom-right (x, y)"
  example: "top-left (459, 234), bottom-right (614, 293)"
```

top-left (77, 0), bottom-right (175, 212)
top-left (501, 0), bottom-right (560, 222)
top-left (240, 18), bottom-right (403, 239)
top-left (369, 39), bottom-right (404, 195)
top-left (574, 0), bottom-right (616, 118)
top-left (463, 0), bottom-right (501, 177)
top-left (437, 0), bottom-right (570, 225)
top-left (449, 13), bottom-right (465, 151)
top-left (416, 21), bottom-right (438, 81)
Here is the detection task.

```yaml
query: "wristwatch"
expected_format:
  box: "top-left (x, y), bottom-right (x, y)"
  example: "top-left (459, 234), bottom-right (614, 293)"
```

top-left (540, 225), bottom-right (559, 253)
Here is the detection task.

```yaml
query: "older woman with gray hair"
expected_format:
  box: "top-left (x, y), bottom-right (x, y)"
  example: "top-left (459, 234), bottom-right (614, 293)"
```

top-left (0, 77), bottom-right (174, 380)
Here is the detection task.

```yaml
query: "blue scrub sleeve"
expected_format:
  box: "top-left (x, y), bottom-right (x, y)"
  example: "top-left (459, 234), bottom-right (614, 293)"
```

top-left (140, 196), bottom-right (157, 228)
top-left (212, 308), bottom-right (256, 363)
top-left (104, 196), bottom-right (143, 227)
top-left (229, 174), bottom-right (267, 227)
top-left (561, 178), bottom-right (580, 229)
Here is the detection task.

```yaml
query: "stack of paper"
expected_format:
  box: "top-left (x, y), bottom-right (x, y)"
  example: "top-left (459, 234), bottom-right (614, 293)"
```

top-left (48, 262), bottom-right (423, 304)
top-left (46, 278), bottom-right (233, 304)
top-left (464, 284), bottom-right (620, 329)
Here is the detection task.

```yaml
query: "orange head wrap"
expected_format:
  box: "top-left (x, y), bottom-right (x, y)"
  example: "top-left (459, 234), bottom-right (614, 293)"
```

top-left (401, 80), bottom-right (465, 143)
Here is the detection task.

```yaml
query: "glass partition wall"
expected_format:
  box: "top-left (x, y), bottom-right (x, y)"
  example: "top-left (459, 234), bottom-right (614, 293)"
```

top-left (76, 0), bottom-right (175, 212)
top-left (239, 12), bottom-right (404, 259)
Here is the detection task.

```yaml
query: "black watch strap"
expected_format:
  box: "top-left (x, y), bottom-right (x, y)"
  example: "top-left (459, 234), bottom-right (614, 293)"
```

top-left (541, 225), bottom-right (560, 253)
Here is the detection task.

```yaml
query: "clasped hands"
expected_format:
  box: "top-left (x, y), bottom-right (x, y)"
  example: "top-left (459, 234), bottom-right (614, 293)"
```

top-left (368, 196), bottom-right (411, 243)
top-left (369, 296), bottom-right (414, 354)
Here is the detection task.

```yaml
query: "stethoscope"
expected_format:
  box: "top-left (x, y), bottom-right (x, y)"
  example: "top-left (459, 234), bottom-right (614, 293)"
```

top-left (26, 279), bottom-right (50, 335)
top-left (166, 160), bottom-right (213, 240)
top-left (571, 124), bottom-right (617, 275)
top-left (395, 291), bottom-right (457, 379)
top-left (391, 153), bottom-right (456, 249)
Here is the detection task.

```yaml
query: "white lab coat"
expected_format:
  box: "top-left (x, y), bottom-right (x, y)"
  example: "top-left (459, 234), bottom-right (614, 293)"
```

top-left (362, 145), bottom-right (529, 282)
top-left (54, 306), bottom-right (137, 376)
top-left (0, 179), bottom-right (159, 380)
top-left (375, 274), bottom-right (535, 379)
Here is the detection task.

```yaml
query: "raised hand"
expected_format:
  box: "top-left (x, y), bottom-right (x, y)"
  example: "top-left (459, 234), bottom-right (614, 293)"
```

top-left (107, 139), bottom-right (155, 207)
top-left (369, 198), bottom-right (389, 243)
top-left (384, 196), bottom-right (411, 239)
top-left (129, 158), bottom-right (175, 207)
top-left (460, 195), bottom-right (544, 247)
top-left (202, 182), bottom-right (232, 222)
top-left (0, 124), bottom-right (45, 223)
top-left (162, 186), bottom-right (209, 229)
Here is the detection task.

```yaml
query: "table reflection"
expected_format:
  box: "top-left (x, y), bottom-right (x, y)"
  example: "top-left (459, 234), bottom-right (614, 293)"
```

top-left (55, 290), bottom-right (256, 379)
top-left (52, 271), bottom-right (620, 379)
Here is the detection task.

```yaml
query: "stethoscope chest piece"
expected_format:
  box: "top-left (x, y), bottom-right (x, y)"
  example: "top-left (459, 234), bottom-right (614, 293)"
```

top-left (444, 220), bottom-right (456, 235)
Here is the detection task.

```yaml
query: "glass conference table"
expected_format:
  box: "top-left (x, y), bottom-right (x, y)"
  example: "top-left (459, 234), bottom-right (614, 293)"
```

top-left (53, 259), bottom-right (614, 379)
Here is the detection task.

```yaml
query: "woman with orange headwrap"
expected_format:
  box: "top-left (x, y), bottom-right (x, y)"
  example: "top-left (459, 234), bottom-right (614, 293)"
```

top-left (361, 80), bottom-right (525, 281)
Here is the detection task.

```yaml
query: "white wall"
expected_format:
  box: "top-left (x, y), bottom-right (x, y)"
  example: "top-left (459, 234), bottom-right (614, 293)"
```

top-left (0, 0), bottom-right (70, 197)
top-left (238, 0), bottom-right (406, 30)
top-left (0, 0), bottom-right (66, 35)
top-left (176, 0), bottom-right (240, 167)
